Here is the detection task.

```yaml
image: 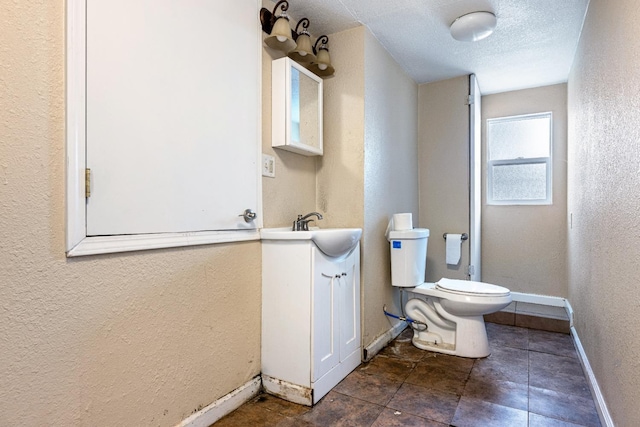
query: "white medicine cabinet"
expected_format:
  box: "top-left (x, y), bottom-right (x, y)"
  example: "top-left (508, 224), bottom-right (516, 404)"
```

top-left (272, 57), bottom-right (323, 156)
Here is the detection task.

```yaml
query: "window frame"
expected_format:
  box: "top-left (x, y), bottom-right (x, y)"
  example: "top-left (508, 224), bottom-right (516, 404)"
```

top-left (486, 112), bottom-right (553, 206)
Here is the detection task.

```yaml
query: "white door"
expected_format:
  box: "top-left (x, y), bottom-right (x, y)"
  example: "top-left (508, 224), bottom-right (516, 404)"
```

top-left (85, 0), bottom-right (259, 235)
top-left (469, 75), bottom-right (482, 281)
top-left (312, 249), bottom-right (340, 382)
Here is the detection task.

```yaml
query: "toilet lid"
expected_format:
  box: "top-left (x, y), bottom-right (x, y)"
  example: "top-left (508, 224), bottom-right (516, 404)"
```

top-left (436, 278), bottom-right (510, 296)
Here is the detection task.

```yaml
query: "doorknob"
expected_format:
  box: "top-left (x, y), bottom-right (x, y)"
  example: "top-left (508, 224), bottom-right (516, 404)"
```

top-left (239, 209), bottom-right (257, 223)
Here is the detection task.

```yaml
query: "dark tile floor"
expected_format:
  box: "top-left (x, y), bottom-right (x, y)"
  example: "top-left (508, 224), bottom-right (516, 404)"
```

top-left (213, 323), bottom-right (601, 426)
top-left (485, 302), bottom-right (571, 334)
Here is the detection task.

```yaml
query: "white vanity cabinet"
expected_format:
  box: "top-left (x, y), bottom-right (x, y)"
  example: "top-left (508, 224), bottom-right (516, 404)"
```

top-left (261, 240), bottom-right (361, 406)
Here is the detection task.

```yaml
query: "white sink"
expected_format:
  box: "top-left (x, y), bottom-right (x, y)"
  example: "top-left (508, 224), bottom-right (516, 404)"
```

top-left (261, 227), bottom-right (362, 258)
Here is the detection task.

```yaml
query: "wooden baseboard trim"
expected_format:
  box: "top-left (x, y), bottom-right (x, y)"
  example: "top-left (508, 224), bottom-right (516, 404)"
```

top-left (509, 291), bottom-right (566, 307)
top-left (571, 326), bottom-right (614, 427)
top-left (261, 374), bottom-right (312, 406)
top-left (363, 320), bottom-right (406, 361)
top-left (175, 376), bottom-right (261, 427)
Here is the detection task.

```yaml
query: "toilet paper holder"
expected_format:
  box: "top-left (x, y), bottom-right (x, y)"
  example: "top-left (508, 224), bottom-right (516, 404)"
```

top-left (443, 233), bottom-right (468, 241)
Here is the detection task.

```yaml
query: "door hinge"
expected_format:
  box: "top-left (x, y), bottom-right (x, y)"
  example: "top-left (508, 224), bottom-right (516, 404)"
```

top-left (85, 168), bottom-right (91, 198)
top-left (466, 95), bottom-right (475, 105)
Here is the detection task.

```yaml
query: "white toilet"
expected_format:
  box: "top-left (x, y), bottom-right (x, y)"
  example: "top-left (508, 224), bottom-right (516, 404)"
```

top-left (388, 228), bottom-right (511, 358)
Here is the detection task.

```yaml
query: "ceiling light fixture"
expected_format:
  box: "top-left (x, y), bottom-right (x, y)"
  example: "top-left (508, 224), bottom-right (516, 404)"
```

top-left (450, 11), bottom-right (497, 42)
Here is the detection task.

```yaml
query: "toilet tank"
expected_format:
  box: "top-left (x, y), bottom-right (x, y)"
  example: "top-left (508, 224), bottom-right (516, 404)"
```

top-left (388, 228), bottom-right (429, 287)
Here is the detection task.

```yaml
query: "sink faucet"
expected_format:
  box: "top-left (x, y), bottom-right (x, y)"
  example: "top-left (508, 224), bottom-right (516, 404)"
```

top-left (293, 212), bottom-right (323, 231)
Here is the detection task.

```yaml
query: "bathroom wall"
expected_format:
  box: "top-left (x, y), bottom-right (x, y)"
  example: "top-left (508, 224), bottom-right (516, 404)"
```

top-left (261, 0), bottom-right (317, 228)
top-left (316, 25), bottom-right (420, 347)
top-left (0, 2), bottom-right (261, 426)
top-left (481, 84), bottom-right (568, 297)
top-left (316, 27), bottom-right (366, 230)
top-left (567, 0), bottom-right (640, 423)
top-left (361, 30), bottom-right (419, 346)
top-left (418, 76), bottom-right (471, 282)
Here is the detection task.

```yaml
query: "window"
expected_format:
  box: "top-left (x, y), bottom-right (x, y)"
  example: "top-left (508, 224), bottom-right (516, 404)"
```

top-left (487, 112), bottom-right (552, 205)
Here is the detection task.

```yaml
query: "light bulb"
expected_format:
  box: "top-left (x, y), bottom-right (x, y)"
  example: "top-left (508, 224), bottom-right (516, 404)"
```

top-left (277, 35), bottom-right (287, 42)
top-left (318, 63), bottom-right (328, 71)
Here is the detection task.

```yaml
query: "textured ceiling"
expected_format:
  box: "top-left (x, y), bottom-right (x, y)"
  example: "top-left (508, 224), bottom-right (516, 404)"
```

top-left (285, 0), bottom-right (590, 94)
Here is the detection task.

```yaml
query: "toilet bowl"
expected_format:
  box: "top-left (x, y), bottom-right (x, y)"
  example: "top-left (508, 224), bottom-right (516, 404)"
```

top-left (387, 227), bottom-right (511, 358)
top-left (405, 279), bottom-right (511, 358)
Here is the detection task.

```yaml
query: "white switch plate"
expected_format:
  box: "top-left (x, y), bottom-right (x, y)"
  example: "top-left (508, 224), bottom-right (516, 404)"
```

top-left (262, 154), bottom-right (275, 178)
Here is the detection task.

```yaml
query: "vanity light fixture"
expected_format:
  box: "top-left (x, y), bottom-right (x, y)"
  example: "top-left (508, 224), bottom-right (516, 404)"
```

top-left (288, 18), bottom-right (316, 64)
top-left (308, 35), bottom-right (335, 77)
top-left (450, 11), bottom-right (497, 42)
top-left (261, 0), bottom-right (296, 53)
top-left (260, 3), bottom-right (336, 77)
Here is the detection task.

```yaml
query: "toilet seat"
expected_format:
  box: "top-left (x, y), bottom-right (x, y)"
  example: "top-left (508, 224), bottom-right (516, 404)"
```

top-left (436, 278), bottom-right (510, 297)
top-left (411, 279), bottom-right (510, 298)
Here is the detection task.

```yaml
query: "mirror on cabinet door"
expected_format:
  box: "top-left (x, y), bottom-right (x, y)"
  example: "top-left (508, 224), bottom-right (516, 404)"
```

top-left (272, 57), bottom-right (323, 156)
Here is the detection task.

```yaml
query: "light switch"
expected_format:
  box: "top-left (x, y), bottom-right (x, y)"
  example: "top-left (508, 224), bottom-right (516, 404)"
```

top-left (262, 154), bottom-right (275, 178)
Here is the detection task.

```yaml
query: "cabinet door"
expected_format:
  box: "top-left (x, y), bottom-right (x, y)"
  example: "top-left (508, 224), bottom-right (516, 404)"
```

top-left (85, 0), bottom-right (259, 235)
top-left (311, 249), bottom-right (340, 382)
top-left (339, 246), bottom-right (361, 360)
top-left (272, 58), bottom-right (323, 156)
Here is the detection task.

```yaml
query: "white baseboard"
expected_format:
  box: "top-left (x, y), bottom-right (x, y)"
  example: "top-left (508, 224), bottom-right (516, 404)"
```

top-left (564, 299), bottom-right (575, 327)
top-left (363, 320), bottom-right (407, 361)
top-left (571, 326), bottom-right (614, 427)
top-left (510, 291), bottom-right (566, 307)
top-left (176, 376), bottom-right (261, 427)
top-left (509, 291), bottom-right (573, 326)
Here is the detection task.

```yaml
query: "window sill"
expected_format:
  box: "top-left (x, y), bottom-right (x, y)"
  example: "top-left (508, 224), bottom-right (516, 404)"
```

top-left (487, 201), bottom-right (553, 206)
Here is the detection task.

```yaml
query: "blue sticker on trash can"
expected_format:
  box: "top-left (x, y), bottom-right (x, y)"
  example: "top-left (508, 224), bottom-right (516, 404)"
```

top-left (393, 241), bottom-right (401, 249)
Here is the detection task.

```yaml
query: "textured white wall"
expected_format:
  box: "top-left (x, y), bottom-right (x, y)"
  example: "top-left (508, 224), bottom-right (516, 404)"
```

top-left (482, 84), bottom-right (568, 296)
top-left (0, 3), bottom-right (261, 426)
top-left (567, 0), bottom-right (640, 424)
top-left (317, 27), bottom-right (366, 230)
top-left (362, 30), bottom-right (419, 346)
